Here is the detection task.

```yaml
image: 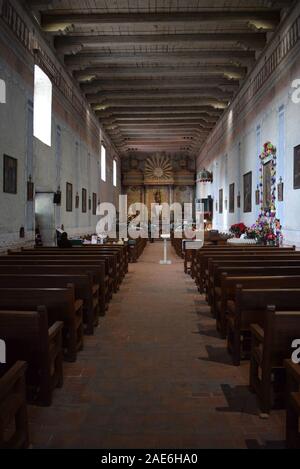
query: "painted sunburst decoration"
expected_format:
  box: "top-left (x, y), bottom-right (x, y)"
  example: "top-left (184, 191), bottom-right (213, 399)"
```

top-left (144, 154), bottom-right (173, 182)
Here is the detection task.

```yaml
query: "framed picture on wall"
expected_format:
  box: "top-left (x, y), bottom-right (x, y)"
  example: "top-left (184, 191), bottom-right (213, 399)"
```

top-left (75, 192), bottom-right (79, 209)
top-left (88, 196), bottom-right (92, 211)
top-left (237, 193), bottom-right (241, 208)
top-left (294, 145), bottom-right (300, 189)
top-left (243, 171), bottom-right (252, 213)
top-left (82, 188), bottom-right (87, 213)
top-left (229, 183), bottom-right (235, 213)
top-left (219, 189), bottom-right (223, 214)
top-left (66, 182), bottom-right (73, 212)
top-left (92, 193), bottom-right (97, 215)
top-left (27, 177), bottom-right (34, 201)
top-left (278, 180), bottom-right (284, 201)
top-left (255, 188), bottom-right (260, 205)
top-left (3, 154), bottom-right (17, 194)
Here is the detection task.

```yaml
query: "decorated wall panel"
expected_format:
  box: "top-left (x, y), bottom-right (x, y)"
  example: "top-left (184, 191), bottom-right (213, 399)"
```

top-left (122, 153), bottom-right (196, 214)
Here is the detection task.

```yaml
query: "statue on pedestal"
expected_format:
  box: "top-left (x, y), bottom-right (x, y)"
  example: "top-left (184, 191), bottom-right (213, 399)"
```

top-left (154, 189), bottom-right (162, 205)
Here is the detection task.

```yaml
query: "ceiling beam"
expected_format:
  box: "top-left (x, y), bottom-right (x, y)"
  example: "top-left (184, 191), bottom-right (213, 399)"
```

top-left (55, 33), bottom-right (267, 53)
top-left (41, 11), bottom-right (280, 32)
top-left (64, 50), bottom-right (255, 68)
top-left (92, 97), bottom-right (228, 108)
top-left (112, 134), bottom-right (201, 140)
top-left (80, 77), bottom-right (240, 92)
top-left (95, 106), bottom-right (223, 116)
top-left (116, 139), bottom-right (200, 145)
top-left (117, 141), bottom-right (199, 147)
top-left (74, 65), bottom-right (247, 81)
top-left (101, 115), bottom-right (218, 123)
top-left (26, 0), bottom-right (54, 6)
top-left (103, 124), bottom-right (216, 132)
top-left (85, 89), bottom-right (233, 103)
top-left (102, 122), bottom-right (216, 131)
top-left (107, 122), bottom-right (214, 129)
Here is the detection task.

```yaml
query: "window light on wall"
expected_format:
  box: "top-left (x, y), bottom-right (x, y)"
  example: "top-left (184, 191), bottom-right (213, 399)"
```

top-left (0, 79), bottom-right (6, 103)
top-left (33, 65), bottom-right (52, 146)
top-left (101, 144), bottom-right (106, 182)
top-left (113, 159), bottom-right (117, 187)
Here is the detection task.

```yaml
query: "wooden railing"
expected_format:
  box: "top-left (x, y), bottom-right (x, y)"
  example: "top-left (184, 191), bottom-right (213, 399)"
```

top-left (0, 0), bottom-right (30, 49)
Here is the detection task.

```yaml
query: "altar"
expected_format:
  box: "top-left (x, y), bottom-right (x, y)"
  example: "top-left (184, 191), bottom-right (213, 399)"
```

top-left (122, 154), bottom-right (195, 216)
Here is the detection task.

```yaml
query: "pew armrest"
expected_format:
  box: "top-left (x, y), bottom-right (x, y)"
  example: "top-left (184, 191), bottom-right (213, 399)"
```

top-left (74, 299), bottom-right (84, 313)
top-left (0, 361), bottom-right (27, 401)
top-left (285, 359), bottom-right (300, 383)
top-left (251, 323), bottom-right (264, 342)
top-left (48, 321), bottom-right (64, 340)
top-left (290, 392), bottom-right (300, 415)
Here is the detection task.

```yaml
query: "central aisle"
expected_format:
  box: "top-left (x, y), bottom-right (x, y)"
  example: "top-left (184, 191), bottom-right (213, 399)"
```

top-left (29, 242), bottom-right (284, 449)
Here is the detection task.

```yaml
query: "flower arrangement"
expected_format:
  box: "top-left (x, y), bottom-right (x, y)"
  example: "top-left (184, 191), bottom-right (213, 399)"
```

top-left (246, 218), bottom-right (283, 246)
top-left (245, 226), bottom-right (259, 240)
top-left (261, 141), bottom-right (277, 159)
top-left (229, 222), bottom-right (247, 238)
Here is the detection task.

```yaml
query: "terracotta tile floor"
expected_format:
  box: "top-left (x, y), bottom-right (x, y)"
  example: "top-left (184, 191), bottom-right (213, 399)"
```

top-left (28, 242), bottom-right (286, 449)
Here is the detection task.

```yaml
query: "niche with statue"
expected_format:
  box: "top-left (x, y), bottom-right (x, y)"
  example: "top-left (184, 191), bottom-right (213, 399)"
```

top-left (247, 142), bottom-right (283, 245)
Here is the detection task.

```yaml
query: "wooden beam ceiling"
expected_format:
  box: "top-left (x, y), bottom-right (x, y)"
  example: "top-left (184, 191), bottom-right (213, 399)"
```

top-left (54, 33), bottom-right (268, 53)
top-left (27, 1), bottom-right (292, 157)
top-left (41, 11), bottom-right (281, 32)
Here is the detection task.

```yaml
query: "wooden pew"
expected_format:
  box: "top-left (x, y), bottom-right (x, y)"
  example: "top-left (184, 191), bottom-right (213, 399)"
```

top-left (0, 274), bottom-right (99, 335)
top-left (208, 259), bottom-right (300, 308)
top-left (227, 287), bottom-right (300, 365)
top-left (184, 249), bottom-right (194, 275)
top-left (32, 243), bottom-right (129, 276)
top-left (217, 275), bottom-right (300, 338)
top-left (202, 250), bottom-right (299, 295)
top-left (0, 361), bottom-right (29, 449)
top-left (0, 285), bottom-right (83, 362)
top-left (22, 246), bottom-right (126, 288)
top-left (172, 237), bottom-right (185, 258)
top-left (0, 254), bottom-right (117, 294)
top-left (0, 262), bottom-right (107, 312)
top-left (284, 360), bottom-right (300, 449)
top-left (68, 245), bottom-right (127, 279)
top-left (103, 243), bottom-right (129, 273)
top-left (193, 246), bottom-right (295, 289)
top-left (0, 307), bottom-right (63, 406)
top-left (250, 306), bottom-right (300, 414)
top-left (128, 237), bottom-right (147, 262)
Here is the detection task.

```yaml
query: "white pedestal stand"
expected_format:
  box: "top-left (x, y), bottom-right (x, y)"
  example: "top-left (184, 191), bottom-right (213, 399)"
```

top-left (160, 234), bottom-right (172, 265)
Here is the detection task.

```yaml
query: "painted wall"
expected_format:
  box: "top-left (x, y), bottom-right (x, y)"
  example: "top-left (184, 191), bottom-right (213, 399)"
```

top-left (196, 4), bottom-right (300, 246)
top-left (0, 2), bottom-right (121, 250)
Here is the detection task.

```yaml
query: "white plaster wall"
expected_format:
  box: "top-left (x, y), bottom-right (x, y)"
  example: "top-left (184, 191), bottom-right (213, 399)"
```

top-left (196, 5), bottom-right (300, 246)
top-left (0, 35), bottom-right (121, 251)
top-left (0, 57), bottom-right (33, 250)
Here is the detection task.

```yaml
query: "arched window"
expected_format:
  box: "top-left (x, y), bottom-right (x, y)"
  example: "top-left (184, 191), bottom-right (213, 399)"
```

top-left (101, 144), bottom-right (106, 182)
top-left (33, 65), bottom-right (52, 146)
top-left (0, 79), bottom-right (6, 103)
top-left (113, 159), bottom-right (117, 187)
top-left (0, 339), bottom-right (6, 364)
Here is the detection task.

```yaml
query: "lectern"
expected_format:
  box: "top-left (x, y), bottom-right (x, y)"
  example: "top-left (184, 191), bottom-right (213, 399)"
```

top-left (160, 234), bottom-right (172, 265)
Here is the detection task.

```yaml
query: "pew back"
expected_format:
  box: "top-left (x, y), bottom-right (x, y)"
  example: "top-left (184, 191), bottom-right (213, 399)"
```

top-left (0, 306), bottom-right (63, 405)
top-left (0, 285), bottom-right (82, 362)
